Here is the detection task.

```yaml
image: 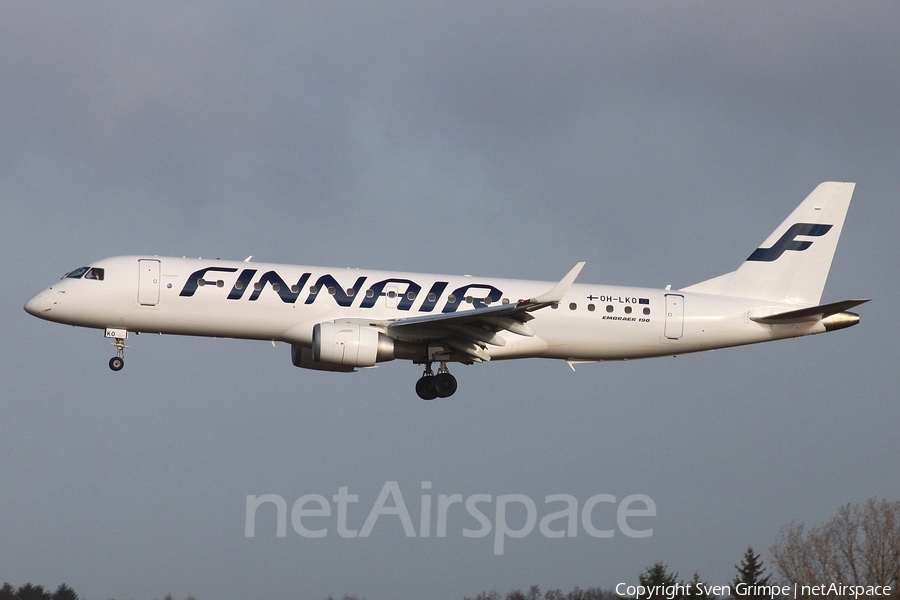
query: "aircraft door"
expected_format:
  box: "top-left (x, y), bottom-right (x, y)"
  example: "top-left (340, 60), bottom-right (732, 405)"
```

top-left (138, 259), bottom-right (161, 306)
top-left (664, 294), bottom-right (684, 339)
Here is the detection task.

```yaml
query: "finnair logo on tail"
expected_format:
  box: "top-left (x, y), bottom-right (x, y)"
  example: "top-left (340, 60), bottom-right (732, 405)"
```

top-left (747, 223), bottom-right (833, 262)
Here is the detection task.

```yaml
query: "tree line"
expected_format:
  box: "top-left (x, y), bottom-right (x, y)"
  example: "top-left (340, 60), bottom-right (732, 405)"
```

top-left (461, 547), bottom-right (768, 600)
top-left (464, 498), bottom-right (900, 600)
top-left (0, 587), bottom-right (196, 600)
top-left (0, 585), bottom-right (77, 600)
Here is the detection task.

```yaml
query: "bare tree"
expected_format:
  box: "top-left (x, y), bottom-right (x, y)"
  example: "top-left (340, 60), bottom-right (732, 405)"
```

top-left (770, 498), bottom-right (900, 593)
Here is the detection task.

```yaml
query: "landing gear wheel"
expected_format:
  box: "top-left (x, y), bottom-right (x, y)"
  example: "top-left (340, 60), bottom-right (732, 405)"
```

top-left (433, 373), bottom-right (457, 398)
top-left (416, 376), bottom-right (437, 400)
top-left (108, 333), bottom-right (129, 372)
top-left (415, 360), bottom-right (458, 399)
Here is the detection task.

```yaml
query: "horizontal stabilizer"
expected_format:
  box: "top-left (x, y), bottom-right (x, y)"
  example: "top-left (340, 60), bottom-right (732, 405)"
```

top-left (751, 299), bottom-right (870, 324)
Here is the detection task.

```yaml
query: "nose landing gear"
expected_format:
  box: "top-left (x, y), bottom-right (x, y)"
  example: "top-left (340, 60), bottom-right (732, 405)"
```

top-left (415, 361), bottom-right (458, 400)
top-left (106, 328), bottom-right (129, 371)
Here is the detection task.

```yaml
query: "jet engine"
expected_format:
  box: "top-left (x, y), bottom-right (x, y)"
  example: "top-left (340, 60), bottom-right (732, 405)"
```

top-left (300, 322), bottom-right (395, 369)
top-left (291, 345), bottom-right (355, 372)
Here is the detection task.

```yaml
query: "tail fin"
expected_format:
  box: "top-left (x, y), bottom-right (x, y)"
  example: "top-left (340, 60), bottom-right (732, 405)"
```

top-left (682, 182), bottom-right (856, 305)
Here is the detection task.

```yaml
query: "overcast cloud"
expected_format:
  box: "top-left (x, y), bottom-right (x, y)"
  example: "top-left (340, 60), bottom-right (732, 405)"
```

top-left (2, 3), bottom-right (898, 600)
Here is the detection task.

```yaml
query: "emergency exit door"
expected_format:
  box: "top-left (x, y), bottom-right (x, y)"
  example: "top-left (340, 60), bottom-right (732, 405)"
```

top-left (664, 294), bottom-right (684, 339)
top-left (138, 259), bottom-right (160, 306)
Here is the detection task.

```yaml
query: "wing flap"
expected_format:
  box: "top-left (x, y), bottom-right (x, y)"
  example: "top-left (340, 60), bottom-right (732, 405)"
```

top-left (446, 337), bottom-right (491, 362)
top-left (387, 262), bottom-right (584, 345)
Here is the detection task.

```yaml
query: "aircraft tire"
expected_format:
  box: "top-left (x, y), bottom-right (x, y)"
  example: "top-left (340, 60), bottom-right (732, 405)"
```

top-left (433, 373), bottom-right (457, 398)
top-left (416, 376), bottom-right (437, 400)
top-left (109, 357), bottom-right (125, 371)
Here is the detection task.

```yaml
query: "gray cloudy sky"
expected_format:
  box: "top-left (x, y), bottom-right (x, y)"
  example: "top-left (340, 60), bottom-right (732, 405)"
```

top-left (2, 3), bottom-right (899, 599)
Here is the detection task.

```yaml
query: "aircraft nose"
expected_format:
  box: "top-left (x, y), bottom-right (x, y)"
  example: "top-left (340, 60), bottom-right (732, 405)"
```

top-left (24, 291), bottom-right (50, 317)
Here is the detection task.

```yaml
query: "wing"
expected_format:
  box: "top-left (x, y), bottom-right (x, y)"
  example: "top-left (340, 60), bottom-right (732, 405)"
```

top-left (385, 262), bottom-right (585, 362)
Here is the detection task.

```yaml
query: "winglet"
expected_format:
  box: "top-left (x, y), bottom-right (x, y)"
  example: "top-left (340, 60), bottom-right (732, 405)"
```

top-left (530, 262), bottom-right (585, 304)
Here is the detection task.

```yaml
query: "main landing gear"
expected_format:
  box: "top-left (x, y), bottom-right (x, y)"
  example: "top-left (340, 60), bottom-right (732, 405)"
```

top-left (415, 361), bottom-right (458, 400)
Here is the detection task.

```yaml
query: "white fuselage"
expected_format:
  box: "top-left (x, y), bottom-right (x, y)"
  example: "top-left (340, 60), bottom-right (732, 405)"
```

top-left (24, 255), bottom-right (828, 363)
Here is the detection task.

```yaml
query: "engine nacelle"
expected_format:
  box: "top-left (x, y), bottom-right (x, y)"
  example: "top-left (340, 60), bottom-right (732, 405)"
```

top-left (310, 322), bottom-right (395, 368)
top-left (291, 345), bottom-right (355, 372)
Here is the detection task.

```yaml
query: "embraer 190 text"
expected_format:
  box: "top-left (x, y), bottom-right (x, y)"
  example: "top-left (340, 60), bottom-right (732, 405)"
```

top-left (25, 182), bottom-right (869, 399)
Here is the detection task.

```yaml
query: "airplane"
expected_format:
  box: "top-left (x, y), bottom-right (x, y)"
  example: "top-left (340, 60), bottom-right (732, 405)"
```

top-left (24, 181), bottom-right (868, 400)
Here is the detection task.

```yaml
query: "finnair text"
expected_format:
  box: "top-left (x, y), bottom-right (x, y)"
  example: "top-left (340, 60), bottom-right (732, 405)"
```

top-left (245, 481), bottom-right (656, 555)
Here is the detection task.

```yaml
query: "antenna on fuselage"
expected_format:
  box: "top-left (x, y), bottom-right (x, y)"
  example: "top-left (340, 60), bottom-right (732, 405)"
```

top-left (244, 256), bottom-right (253, 263)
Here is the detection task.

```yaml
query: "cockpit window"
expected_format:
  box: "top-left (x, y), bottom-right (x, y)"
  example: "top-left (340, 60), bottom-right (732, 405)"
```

top-left (63, 266), bottom-right (104, 280)
top-left (64, 266), bottom-right (91, 279)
